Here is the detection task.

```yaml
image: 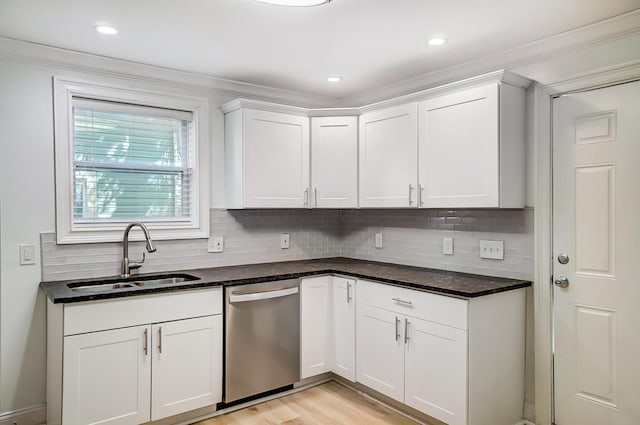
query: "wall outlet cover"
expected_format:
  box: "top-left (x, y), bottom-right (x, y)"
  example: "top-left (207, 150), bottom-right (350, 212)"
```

top-left (19, 243), bottom-right (36, 265)
top-left (208, 236), bottom-right (224, 253)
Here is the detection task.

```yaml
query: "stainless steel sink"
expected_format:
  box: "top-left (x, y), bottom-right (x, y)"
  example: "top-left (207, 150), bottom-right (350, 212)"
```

top-left (68, 273), bottom-right (199, 293)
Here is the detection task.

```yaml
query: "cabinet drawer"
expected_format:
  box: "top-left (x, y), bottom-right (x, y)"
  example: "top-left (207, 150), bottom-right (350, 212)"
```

top-left (356, 280), bottom-right (467, 330)
top-left (64, 288), bottom-right (222, 336)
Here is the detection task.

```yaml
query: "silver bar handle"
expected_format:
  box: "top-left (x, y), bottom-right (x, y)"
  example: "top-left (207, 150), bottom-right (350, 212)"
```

top-left (419, 184), bottom-right (424, 207)
top-left (392, 297), bottom-right (413, 306)
top-left (158, 327), bottom-right (162, 354)
top-left (404, 318), bottom-right (410, 344)
top-left (230, 286), bottom-right (299, 303)
top-left (395, 316), bottom-right (401, 342)
top-left (346, 282), bottom-right (352, 303)
top-left (304, 188), bottom-right (309, 207)
top-left (143, 328), bottom-right (148, 356)
top-left (408, 184), bottom-right (414, 206)
top-left (314, 187), bottom-right (318, 207)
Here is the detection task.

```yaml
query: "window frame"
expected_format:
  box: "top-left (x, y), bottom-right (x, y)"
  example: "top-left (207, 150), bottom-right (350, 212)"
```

top-left (53, 77), bottom-right (210, 244)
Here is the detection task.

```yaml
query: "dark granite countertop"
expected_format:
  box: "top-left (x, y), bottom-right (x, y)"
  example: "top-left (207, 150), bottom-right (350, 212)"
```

top-left (39, 257), bottom-right (531, 304)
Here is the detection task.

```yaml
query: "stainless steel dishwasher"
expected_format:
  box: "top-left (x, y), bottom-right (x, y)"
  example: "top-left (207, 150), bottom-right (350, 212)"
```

top-left (224, 279), bottom-right (300, 403)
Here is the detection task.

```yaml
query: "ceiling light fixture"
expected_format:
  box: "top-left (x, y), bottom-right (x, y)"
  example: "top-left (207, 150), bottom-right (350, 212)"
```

top-left (428, 36), bottom-right (447, 46)
top-left (94, 25), bottom-right (118, 35)
top-left (327, 76), bottom-right (342, 83)
top-left (254, 0), bottom-right (331, 6)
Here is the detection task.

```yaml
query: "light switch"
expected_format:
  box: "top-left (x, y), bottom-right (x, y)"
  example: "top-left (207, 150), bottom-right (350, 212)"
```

top-left (375, 232), bottom-right (383, 249)
top-left (443, 237), bottom-right (454, 255)
top-left (480, 240), bottom-right (504, 260)
top-left (281, 233), bottom-right (290, 249)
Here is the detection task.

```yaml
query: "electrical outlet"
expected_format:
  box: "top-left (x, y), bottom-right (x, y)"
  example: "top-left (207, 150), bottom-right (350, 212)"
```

top-left (443, 237), bottom-right (454, 255)
top-left (281, 233), bottom-right (290, 249)
top-left (19, 243), bottom-right (36, 265)
top-left (208, 236), bottom-right (224, 253)
top-left (375, 232), bottom-right (383, 249)
top-left (480, 240), bottom-right (504, 260)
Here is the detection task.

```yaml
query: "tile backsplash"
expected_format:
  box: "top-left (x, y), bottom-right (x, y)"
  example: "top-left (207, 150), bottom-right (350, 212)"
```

top-left (41, 208), bottom-right (533, 281)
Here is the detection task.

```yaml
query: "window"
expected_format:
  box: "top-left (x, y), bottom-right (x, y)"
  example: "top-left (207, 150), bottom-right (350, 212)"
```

top-left (54, 78), bottom-right (209, 243)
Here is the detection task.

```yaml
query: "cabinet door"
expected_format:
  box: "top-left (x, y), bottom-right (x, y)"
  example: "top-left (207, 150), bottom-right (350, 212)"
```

top-left (405, 317), bottom-right (468, 425)
top-left (419, 84), bottom-right (499, 208)
top-left (356, 304), bottom-right (405, 402)
top-left (332, 277), bottom-right (356, 381)
top-left (359, 103), bottom-right (418, 207)
top-left (311, 116), bottom-right (358, 208)
top-left (151, 315), bottom-right (222, 420)
top-left (243, 109), bottom-right (310, 208)
top-left (63, 326), bottom-right (151, 425)
top-left (300, 276), bottom-right (332, 379)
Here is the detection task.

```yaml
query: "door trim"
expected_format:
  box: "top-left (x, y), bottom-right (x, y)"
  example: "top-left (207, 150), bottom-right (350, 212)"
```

top-left (534, 60), bottom-right (640, 425)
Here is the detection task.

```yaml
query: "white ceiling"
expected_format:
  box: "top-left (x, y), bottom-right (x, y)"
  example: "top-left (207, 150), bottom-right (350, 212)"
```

top-left (0, 0), bottom-right (638, 100)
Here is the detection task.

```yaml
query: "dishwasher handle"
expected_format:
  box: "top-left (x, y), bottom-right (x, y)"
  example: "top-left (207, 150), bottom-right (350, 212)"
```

top-left (229, 286), bottom-right (299, 303)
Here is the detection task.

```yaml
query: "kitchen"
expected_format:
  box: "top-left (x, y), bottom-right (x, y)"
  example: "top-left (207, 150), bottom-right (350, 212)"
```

top-left (1, 1), bottom-right (639, 425)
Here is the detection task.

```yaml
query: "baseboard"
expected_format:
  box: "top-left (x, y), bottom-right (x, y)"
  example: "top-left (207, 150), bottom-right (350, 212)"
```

top-left (514, 420), bottom-right (536, 425)
top-left (0, 405), bottom-right (46, 425)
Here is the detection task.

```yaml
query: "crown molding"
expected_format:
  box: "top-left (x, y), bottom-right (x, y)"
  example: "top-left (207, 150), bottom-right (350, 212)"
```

top-left (340, 9), bottom-right (640, 106)
top-left (0, 36), bottom-right (336, 108)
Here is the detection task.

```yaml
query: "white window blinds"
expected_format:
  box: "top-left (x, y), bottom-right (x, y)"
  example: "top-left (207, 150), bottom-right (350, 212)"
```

top-left (71, 98), bottom-right (194, 225)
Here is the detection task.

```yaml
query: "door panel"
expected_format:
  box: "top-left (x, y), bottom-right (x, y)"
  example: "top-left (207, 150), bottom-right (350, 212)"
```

top-left (63, 326), bottom-right (151, 425)
top-left (151, 315), bottom-right (222, 420)
top-left (553, 80), bottom-right (640, 425)
top-left (332, 277), bottom-right (356, 381)
top-left (300, 276), bottom-right (332, 379)
top-left (355, 304), bottom-right (405, 402)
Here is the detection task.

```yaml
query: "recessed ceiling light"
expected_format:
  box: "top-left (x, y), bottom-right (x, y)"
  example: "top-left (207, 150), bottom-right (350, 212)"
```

top-left (327, 76), bottom-right (342, 83)
top-left (94, 25), bottom-right (118, 35)
top-left (254, 0), bottom-right (331, 6)
top-left (428, 36), bottom-right (447, 46)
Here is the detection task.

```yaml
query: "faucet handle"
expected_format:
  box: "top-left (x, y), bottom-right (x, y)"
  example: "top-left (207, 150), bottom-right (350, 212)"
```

top-left (128, 252), bottom-right (146, 270)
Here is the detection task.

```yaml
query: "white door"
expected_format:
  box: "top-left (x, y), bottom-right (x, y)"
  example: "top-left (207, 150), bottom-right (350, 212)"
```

top-left (300, 276), bottom-right (332, 379)
top-left (311, 116), bottom-right (358, 208)
top-left (404, 317), bottom-right (467, 425)
top-left (359, 103), bottom-right (418, 207)
top-left (418, 84), bottom-right (499, 208)
top-left (356, 304), bottom-right (405, 402)
top-left (332, 277), bottom-right (356, 381)
top-left (243, 109), bottom-right (309, 208)
top-left (151, 315), bottom-right (222, 420)
top-left (63, 326), bottom-right (151, 425)
top-left (553, 80), bottom-right (640, 425)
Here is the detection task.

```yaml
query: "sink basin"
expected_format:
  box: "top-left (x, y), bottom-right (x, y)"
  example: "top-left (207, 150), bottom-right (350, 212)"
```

top-left (68, 273), bottom-right (199, 293)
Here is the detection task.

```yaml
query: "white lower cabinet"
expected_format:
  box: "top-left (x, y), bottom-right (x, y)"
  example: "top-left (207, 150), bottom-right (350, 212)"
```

top-left (331, 276), bottom-right (356, 381)
top-left (300, 276), bottom-right (356, 382)
top-left (151, 315), bottom-right (223, 420)
top-left (48, 289), bottom-right (223, 425)
top-left (356, 279), bottom-right (525, 425)
top-left (63, 326), bottom-right (151, 425)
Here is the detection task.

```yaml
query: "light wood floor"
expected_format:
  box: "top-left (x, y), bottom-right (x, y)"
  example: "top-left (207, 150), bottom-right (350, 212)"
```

top-left (198, 381), bottom-right (420, 425)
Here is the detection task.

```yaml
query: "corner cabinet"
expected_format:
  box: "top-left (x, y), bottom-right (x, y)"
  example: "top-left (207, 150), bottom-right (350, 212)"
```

top-left (356, 280), bottom-right (526, 425)
top-left (359, 103), bottom-right (418, 207)
top-left (418, 82), bottom-right (525, 208)
top-left (300, 275), bottom-right (356, 382)
top-left (46, 289), bottom-right (223, 425)
top-left (225, 105), bottom-right (310, 208)
top-left (311, 116), bottom-right (358, 208)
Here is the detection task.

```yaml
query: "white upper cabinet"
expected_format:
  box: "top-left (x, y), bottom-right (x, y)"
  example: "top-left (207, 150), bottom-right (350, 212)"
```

top-left (311, 116), bottom-right (358, 208)
top-left (418, 82), bottom-right (525, 208)
top-left (359, 103), bottom-right (419, 208)
top-left (225, 106), bottom-right (310, 208)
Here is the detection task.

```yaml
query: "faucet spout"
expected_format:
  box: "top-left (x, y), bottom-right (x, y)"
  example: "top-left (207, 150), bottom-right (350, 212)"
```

top-left (121, 222), bottom-right (156, 277)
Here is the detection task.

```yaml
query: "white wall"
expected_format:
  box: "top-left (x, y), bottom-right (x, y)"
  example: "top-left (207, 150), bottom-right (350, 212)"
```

top-left (0, 56), bottom-right (233, 413)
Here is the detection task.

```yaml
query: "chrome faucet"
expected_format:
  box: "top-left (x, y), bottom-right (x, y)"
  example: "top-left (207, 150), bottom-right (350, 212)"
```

top-left (121, 222), bottom-right (156, 277)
